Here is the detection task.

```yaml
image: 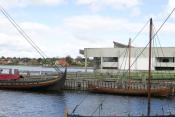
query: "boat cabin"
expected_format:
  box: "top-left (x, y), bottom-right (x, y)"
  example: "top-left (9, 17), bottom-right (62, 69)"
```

top-left (0, 68), bottom-right (20, 80)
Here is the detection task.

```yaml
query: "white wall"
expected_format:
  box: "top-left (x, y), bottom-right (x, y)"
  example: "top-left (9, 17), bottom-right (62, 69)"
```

top-left (84, 47), bottom-right (175, 72)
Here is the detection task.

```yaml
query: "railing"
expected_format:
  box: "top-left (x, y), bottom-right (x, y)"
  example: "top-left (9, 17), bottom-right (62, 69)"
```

top-left (64, 78), bottom-right (175, 93)
top-left (102, 62), bottom-right (118, 67)
top-left (155, 62), bottom-right (175, 67)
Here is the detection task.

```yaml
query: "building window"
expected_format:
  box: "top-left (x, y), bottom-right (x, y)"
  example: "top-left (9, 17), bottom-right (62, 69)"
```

top-left (156, 57), bottom-right (174, 63)
top-left (162, 58), bottom-right (169, 62)
top-left (103, 67), bottom-right (118, 69)
top-left (94, 57), bottom-right (101, 69)
top-left (155, 67), bottom-right (174, 71)
top-left (103, 57), bottom-right (118, 62)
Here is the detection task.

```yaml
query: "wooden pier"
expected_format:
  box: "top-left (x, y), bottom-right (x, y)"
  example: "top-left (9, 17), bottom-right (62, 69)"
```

top-left (64, 78), bottom-right (175, 95)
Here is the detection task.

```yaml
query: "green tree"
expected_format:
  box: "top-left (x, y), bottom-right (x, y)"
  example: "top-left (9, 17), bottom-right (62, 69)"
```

top-left (65, 55), bottom-right (73, 65)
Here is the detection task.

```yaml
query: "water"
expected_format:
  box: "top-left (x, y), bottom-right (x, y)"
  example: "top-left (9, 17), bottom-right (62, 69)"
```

top-left (0, 65), bottom-right (93, 73)
top-left (0, 91), bottom-right (174, 117)
top-left (65, 92), bottom-right (175, 116)
top-left (0, 90), bottom-right (66, 117)
top-left (0, 65), bottom-right (174, 116)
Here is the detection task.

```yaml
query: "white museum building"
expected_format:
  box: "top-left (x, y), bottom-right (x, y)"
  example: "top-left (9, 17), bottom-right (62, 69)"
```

top-left (80, 41), bottom-right (175, 73)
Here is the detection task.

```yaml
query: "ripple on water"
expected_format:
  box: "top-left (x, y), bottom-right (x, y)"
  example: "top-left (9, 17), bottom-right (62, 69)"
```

top-left (0, 90), bottom-right (174, 117)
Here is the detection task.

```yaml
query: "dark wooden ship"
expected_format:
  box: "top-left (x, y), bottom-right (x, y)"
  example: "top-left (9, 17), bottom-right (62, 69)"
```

top-left (87, 18), bottom-right (173, 97)
top-left (0, 68), bottom-right (66, 91)
top-left (0, 6), bottom-right (67, 91)
top-left (67, 18), bottom-right (175, 117)
top-left (87, 83), bottom-right (172, 97)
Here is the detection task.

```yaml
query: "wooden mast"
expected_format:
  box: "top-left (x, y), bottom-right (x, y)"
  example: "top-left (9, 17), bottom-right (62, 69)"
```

top-left (128, 38), bottom-right (131, 88)
top-left (147, 18), bottom-right (153, 116)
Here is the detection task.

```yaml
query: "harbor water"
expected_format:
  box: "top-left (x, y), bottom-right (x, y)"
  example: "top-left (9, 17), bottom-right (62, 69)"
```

top-left (0, 65), bottom-right (174, 116)
top-left (0, 90), bottom-right (174, 117)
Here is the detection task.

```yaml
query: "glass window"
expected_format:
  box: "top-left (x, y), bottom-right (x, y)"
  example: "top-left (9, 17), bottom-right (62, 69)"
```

top-left (103, 57), bottom-right (118, 62)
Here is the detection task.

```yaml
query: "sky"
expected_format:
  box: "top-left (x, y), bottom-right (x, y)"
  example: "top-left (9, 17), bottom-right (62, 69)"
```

top-left (0, 0), bottom-right (175, 58)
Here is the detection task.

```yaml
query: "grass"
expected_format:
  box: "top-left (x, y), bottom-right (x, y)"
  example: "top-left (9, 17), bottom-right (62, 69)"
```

top-left (67, 71), bottom-right (175, 81)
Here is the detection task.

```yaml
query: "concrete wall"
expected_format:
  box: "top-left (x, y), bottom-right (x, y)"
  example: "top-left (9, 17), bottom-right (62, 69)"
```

top-left (83, 47), bottom-right (175, 72)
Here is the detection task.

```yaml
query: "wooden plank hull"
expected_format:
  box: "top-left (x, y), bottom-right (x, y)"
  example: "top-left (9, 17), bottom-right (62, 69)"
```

top-left (88, 84), bottom-right (172, 97)
top-left (0, 69), bottom-right (67, 91)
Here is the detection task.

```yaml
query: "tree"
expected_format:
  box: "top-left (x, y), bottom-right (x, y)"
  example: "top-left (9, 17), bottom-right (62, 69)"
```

top-left (37, 58), bottom-right (42, 64)
top-left (65, 55), bottom-right (73, 65)
top-left (1, 56), bottom-right (5, 59)
top-left (75, 56), bottom-right (84, 62)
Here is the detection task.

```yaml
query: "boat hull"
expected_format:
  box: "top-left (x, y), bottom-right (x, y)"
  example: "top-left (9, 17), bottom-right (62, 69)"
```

top-left (88, 84), bottom-right (172, 97)
top-left (0, 69), bottom-right (67, 91)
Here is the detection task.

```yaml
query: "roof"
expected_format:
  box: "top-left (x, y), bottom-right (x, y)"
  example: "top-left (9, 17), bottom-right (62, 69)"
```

top-left (113, 41), bottom-right (129, 48)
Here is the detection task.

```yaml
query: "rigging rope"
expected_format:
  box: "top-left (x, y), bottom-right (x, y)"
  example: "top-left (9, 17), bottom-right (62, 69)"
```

top-left (115, 19), bottom-right (150, 79)
top-left (153, 24), bottom-right (172, 78)
top-left (123, 48), bottom-right (129, 78)
top-left (152, 8), bottom-right (175, 39)
top-left (126, 8), bottom-right (175, 73)
top-left (131, 19), bottom-right (150, 43)
top-left (90, 98), bottom-right (105, 116)
top-left (117, 48), bottom-right (128, 78)
top-left (71, 94), bottom-right (89, 114)
top-left (112, 19), bottom-right (150, 78)
top-left (0, 5), bottom-right (62, 73)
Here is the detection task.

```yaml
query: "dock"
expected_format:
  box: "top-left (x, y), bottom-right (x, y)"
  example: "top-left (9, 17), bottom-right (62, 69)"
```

top-left (64, 72), bottom-right (175, 95)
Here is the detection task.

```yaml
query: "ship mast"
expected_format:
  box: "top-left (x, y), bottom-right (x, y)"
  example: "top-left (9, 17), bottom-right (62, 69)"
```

top-left (128, 38), bottom-right (131, 88)
top-left (147, 18), bottom-right (153, 116)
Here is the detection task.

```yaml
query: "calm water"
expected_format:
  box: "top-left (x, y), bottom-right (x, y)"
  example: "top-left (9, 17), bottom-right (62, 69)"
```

top-left (0, 65), bottom-right (174, 117)
top-left (0, 91), bottom-right (174, 117)
top-left (0, 65), bottom-right (93, 73)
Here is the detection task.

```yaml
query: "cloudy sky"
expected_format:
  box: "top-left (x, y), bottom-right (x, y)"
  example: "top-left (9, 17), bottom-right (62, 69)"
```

top-left (0, 0), bottom-right (175, 58)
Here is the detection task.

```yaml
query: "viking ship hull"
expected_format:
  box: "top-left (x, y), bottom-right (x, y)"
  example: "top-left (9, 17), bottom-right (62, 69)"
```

top-left (0, 69), bottom-right (66, 91)
top-left (88, 84), bottom-right (172, 97)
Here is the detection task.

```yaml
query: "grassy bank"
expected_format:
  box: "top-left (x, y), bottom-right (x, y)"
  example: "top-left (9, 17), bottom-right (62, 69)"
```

top-left (67, 71), bottom-right (175, 80)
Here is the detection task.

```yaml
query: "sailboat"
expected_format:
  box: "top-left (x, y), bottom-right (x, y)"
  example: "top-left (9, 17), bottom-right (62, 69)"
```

top-left (87, 18), bottom-right (173, 97)
top-left (0, 6), bottom-right (67, 91)
top-left (67, 18), bottom-right (174, 117)
top-left (0, 68), bottom-right (66, 91)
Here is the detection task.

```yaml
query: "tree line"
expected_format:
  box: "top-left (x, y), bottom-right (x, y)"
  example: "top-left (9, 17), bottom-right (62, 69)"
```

top-left (0, 56), bottom-right (93, 67)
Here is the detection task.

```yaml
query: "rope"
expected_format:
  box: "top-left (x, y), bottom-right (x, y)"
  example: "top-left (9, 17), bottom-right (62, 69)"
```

top-left (71, 94), bottom-right (89, 114)
top-left (126, 8), bottom-right (175, 73)
top-left (0, 5), bottom-right (62, 73)
top-left (117, 48), bottom-right (128, 78)
top-left (90, 98), bottom-right (105, 116)
top-left (152, 30), bottom-right (161, 78)
top-left (131, 19), bottom-right (150, 43)
top-left (153, 24), bottom-right (173, 78)
top-left (113, 19), bottom-right (150, 77)
top-left (152, 8), bottom-right (175, 39)
top-left (123, 48), bottom-right (129, 78)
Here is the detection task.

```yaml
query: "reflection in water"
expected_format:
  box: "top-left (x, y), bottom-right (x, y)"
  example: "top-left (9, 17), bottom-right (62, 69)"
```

top-left (0, 90), bottom-right (174, 117)
top-left (0, 65), bottom-right (93, 73)
top-left (64, 91), bottom-right (175, 116)
top-left (0, 90), bottom-right (66, 117)
top-left (0, 65), bottom-right (173, 116)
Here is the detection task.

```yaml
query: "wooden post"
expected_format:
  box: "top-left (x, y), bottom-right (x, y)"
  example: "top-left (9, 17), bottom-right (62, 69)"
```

top-left (100, 57), bottom-right (103, 73)
top-left (147, 18), bottom-right (153, 117)
top-left (128, 38), bottom-right (131, 88)
top-left (85, 49), bottom-right (87, 72)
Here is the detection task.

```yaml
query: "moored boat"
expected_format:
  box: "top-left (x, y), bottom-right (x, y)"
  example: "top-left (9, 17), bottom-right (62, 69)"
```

top-left (87, 18), bottom-right (173, 97)
top-left (67, 11), bottom-right (175, 116)
top-left (87, 83), bottom-right (172, 97)
top-left (0, 68), bottom-right (67, 91)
